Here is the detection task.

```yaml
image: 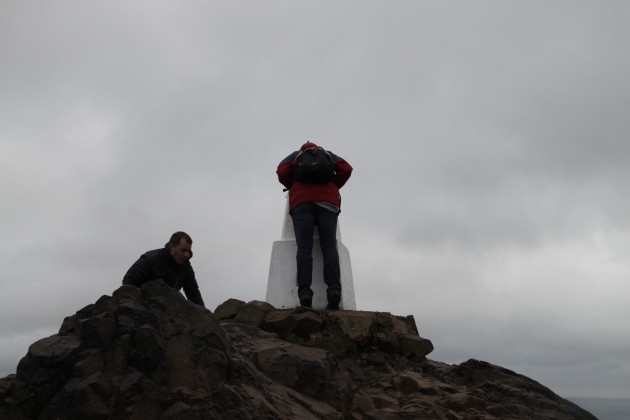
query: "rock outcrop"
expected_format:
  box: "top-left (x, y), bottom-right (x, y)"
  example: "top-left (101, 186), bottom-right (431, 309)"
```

top-left (0, 281), bottom-right (595, 419)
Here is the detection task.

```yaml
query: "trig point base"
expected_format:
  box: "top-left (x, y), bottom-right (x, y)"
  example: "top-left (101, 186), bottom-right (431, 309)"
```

top-left (266, 199), bottom-right (356, 310)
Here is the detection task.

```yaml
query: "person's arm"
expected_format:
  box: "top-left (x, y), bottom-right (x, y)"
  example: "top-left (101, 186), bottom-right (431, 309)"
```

top-left (185, 287), bottom-right (205, 307)
top-left (276, 152), bottom-right (298, 190)
top-left (182, 265), bottom-right (205, 307)
top-left (332, 155), bottom-right (353, 189)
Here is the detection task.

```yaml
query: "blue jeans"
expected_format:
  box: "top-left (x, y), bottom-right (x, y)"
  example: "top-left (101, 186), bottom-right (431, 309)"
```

top-left (290, 202), bottom-right (341, 303)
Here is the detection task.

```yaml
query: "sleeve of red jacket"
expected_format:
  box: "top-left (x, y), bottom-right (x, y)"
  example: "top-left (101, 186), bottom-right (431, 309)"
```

top-left (334, 157), bottom-right (353, 189)
top-left (276, 153), bottom-right (296, 190)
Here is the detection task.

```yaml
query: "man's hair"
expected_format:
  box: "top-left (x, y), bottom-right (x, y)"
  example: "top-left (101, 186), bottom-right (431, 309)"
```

top-left (167, 231), bottom-right (193, 247)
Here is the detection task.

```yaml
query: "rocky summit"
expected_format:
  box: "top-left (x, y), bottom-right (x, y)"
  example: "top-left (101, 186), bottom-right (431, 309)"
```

top-left (0, 281), bottom-right (595, 419)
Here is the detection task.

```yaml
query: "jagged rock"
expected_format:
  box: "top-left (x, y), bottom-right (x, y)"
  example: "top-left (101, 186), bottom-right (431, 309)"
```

top-left (233, 300), bottom-right (275, 328)
top-left (0, 282), bottom-right (596, 419)
top-left (213, 298), bottom-right (245, 321)
top-left (0, 282), bottom-right (231, 419)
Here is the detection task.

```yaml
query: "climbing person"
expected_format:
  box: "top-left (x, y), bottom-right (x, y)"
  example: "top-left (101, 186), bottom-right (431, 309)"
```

top-left (122, 231), bottom-right (205, 306)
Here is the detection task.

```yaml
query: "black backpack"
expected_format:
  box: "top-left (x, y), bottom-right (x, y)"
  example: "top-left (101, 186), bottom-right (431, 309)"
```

top-left (293, 147), bottom-right (336, 184)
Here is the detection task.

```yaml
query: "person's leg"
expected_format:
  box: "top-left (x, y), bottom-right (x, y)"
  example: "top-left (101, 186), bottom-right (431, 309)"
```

top-left (290, 202), bottom-right (316, 306)
top-left (315, 206), bottom-right (341, 308)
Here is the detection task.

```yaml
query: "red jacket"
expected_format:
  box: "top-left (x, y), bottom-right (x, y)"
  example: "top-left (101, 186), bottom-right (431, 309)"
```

top-left (277, 142), bottom-right (353, 211)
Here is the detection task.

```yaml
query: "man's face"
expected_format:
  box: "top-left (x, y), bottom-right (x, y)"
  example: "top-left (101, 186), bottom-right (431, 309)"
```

top-left (169, 239), bottom-right (192, 264)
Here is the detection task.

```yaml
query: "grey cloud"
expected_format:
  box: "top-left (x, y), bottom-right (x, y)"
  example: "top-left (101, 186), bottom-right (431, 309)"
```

top-left (1, 2), bottom-right (629, 404)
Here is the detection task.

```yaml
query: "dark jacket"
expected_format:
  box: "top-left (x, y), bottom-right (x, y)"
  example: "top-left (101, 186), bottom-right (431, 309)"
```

top-left (276, 142), bottom-right (353, 211)
top-left (122, 247), bottom-right (205, 307)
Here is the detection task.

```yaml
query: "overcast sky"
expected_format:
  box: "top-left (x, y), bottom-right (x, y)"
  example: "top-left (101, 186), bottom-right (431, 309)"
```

top-left (1, 1), bottom-right (629, 401)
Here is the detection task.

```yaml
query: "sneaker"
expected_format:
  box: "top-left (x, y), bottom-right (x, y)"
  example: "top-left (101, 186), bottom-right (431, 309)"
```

top-left (326, 294), bottom-right (340, 310)
top-left (300, 298), bottom-right (312, 308)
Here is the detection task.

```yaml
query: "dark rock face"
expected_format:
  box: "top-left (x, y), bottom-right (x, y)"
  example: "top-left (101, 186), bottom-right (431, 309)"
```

top-left (0, 282), bottom-right (231, 419)
top-left (0, 282), bottom-right (596, 419)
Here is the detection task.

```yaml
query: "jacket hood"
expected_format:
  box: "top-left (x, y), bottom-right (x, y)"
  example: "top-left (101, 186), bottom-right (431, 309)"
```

top-left (300, 141), bottom-right (317, 150)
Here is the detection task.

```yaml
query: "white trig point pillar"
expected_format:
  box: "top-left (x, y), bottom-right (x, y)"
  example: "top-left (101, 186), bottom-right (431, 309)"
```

top-left (266, 198), bottom-right (356, 310)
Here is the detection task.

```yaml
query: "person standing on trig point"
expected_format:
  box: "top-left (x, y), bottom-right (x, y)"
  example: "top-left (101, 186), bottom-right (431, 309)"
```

top-left (276, 141), bottom-right (353, 309)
